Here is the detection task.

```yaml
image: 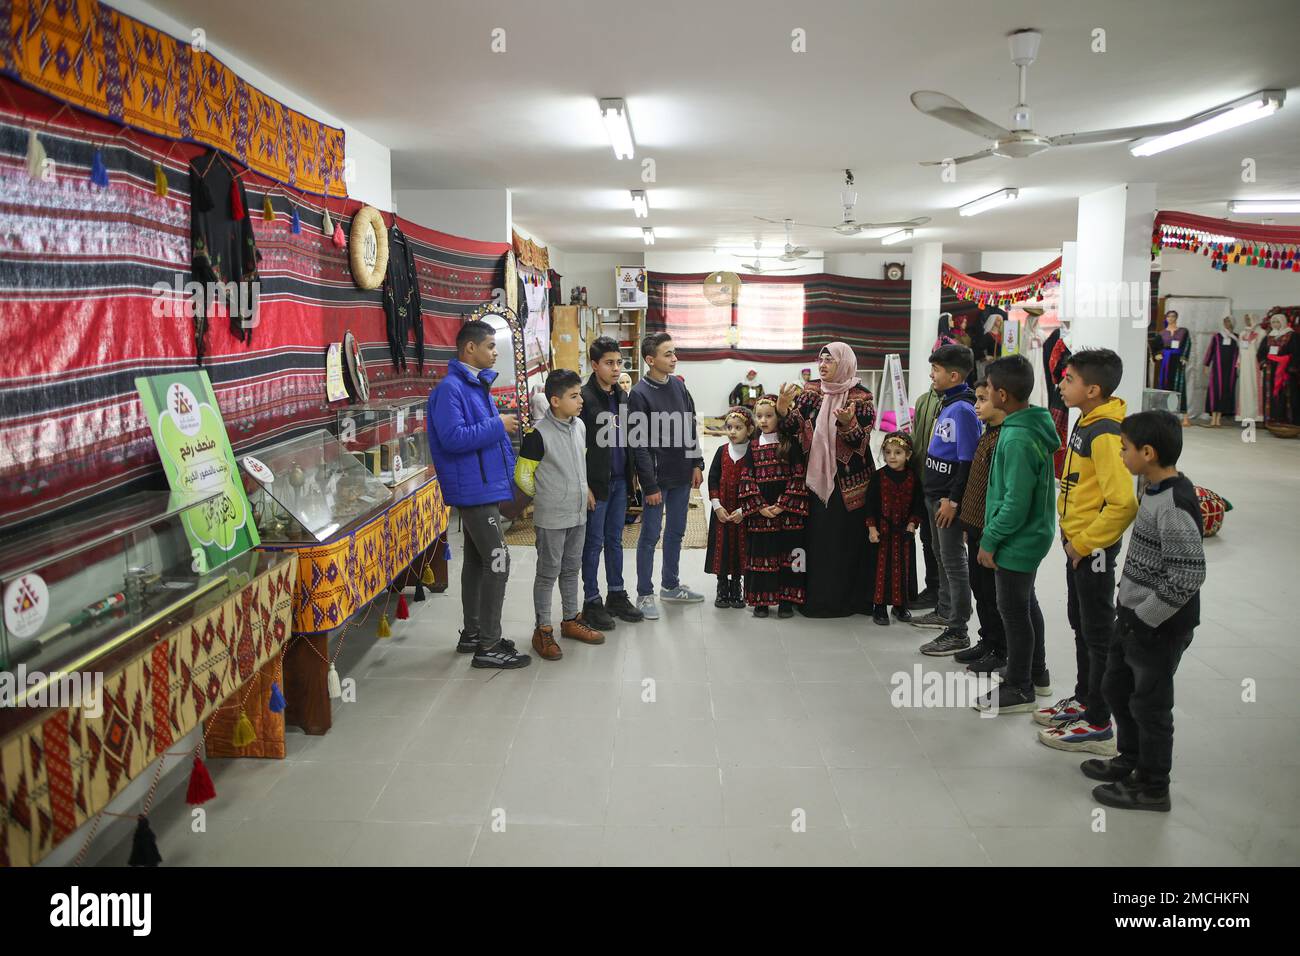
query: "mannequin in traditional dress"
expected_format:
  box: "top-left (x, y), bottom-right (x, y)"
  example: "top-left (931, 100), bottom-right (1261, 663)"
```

top-left (1258, 313), bottom-right (1299, 427)
top-left (728, 368), bottom-right (765, 410)
top-left (1157, 310), bottom-right (1192, 426)
top-left (1202, 317), bottom-right (1239, 428)
top-left (1236, 314), bottom-right (1263, 422)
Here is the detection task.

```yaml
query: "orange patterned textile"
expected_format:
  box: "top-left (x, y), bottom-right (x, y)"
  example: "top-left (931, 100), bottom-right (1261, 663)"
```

top-left (0, 0), bottom-right (348, 197)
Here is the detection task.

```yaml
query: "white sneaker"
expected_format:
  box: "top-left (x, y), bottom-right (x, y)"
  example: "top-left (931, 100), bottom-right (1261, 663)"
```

top-left (637, 595), bottom-right (660, 620)
top-left (660, 585), bottom-right (704, 603)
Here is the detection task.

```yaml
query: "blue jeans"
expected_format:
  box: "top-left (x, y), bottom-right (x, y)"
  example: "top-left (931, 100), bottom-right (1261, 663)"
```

top-left (582, 476), bottom-right (628, 603)
top-left (637, 484), bottom-right (689, 596)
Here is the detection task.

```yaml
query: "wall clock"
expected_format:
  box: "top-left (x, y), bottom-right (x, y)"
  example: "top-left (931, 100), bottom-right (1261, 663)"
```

top-left (884, 262), bottom-right (905, 281)
top-left (349, 205), bottom-right (389, 290)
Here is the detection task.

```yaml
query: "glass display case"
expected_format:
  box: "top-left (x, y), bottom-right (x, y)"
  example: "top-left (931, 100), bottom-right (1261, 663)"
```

top-left (0, 489), bottom-right (233, 672)
top-left (335, 398), bottom-right (429, 486)
top-left (240, 428), bottom-right (391, 543)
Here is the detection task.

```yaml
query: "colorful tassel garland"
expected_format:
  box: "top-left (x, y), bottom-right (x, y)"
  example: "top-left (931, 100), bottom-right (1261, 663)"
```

top-left (230, 181), bottom-right (245, 220)
top-left (186, 756), bottom-right (217, 806)
top-left (269, 681), bottom-right (286, 713)
top-left (263, 194), bottom-right (275, 221)
top-left (377, 614), bottom-right (392, 638)
top-left (26, 129), bottom-right (47, 179)
top-left (332, 221), bottom-right (346, 248)
top-left (321, 207), bottom-right (333, 235)
top-left (421, 565), bottom-right (436, 586)
top-left (327, 664), bottom-right (342, 699)
top-left (413, 583), bottom-right (426, 603)
top-left (90, 149), bottom-right (109, 188)
top-left (154, 162), bottom-right (168, 197)
top-left (291, 207), bottom-right (302, 234)
top-left (232, 710), bottom-right (256, 747)
top-left (396, 594), bottom-right (410, 620)
top-left (128, 817), bottom-right (162, 867)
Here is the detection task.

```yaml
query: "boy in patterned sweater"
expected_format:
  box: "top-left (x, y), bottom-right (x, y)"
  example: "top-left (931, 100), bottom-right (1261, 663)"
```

top-left (1082, 411), bottom-right (1206, 812)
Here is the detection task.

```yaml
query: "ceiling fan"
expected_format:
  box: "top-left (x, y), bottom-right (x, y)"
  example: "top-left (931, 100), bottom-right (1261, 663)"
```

top-left (773, 219), bottom-right (811, 261)
top-left (734, 241), bottom-right (798, 274)
top-left (757, 170), bottom-right (931, 236)
top-left (913, 29), bottom-right (1281, 166)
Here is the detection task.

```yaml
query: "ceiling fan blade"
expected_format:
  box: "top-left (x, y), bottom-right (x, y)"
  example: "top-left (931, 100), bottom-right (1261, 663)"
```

top-left (1048, 121), bottom-right (1187, 147)
top-left (919, 149), bottom-right (997, 166)
top-left (856, 216), bottom-right (933, 230)
top-left (911, 91), bottom-right (1010, 142)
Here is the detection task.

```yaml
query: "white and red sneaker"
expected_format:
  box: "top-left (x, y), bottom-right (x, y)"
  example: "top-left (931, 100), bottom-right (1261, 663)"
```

top-left (1037, 718), bottom-right (1118, 756)
top-left (1031, 696), bottom-right (1086, 728)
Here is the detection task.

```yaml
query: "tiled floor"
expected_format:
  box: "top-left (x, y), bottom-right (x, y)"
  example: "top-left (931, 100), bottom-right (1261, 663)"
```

top-left (104, 426), bottom-right (1300, 866)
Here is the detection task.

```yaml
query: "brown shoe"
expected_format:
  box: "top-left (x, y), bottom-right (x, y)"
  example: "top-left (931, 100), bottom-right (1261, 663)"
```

top-left (561, 615), bottom-right (605, 645)
top-left (531, 625), bottom-right (562, 661)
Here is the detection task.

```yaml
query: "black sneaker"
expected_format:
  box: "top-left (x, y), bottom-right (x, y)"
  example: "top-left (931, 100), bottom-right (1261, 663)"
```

top-left (966, 651), bottom-right (1007, 674)
top-left (1080, 757), bottom-right (1137, 783)
top-left (972, 682), bottom-right (1037, 713)
top-left (754, 605), bottom-right (770, 619)
top-left (994, 665), bottom-right (1052, 697)
top-left (919, 628), bottom-right (969, 656)
top-left (728, 579), bottom-right (746, 609)
top-left (872, 604), bottom-right (890, 626)
top-left (457, 629), bottom-right (480, 653)
top-left (605, 590), bottom-right (645, 623)
top-left (891, 606), bottom-right (912, 623)
top-left (1092, 779), bottom-right (1171, 813)
top-left (953, 640), bottom-right (990, 664)
top-left (912, 587), bottom-right (938, 610)
top-left (582, 599), bottom-right (616, 630)
top-left (777, 602), bottom-right (795, 619)
top-left (714, 579), bottom-right (731, 609)
top-left (471, 639), bottom-right (532, 669)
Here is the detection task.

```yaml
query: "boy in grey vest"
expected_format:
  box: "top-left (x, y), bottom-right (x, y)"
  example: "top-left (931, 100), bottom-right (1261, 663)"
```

top-left (515, 369), bottom-right (606, 661)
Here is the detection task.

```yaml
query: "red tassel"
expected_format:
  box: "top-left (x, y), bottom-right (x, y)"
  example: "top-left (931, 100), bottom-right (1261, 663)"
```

top-left (230, 181), bottom-right (245, 220)
top-left (396, 594), bottom-right (410, 620)
top-left (186, 756), bottom-right (217, 806)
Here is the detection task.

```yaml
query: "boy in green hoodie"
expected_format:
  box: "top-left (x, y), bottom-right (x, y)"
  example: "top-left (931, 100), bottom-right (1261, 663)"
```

top-left (1036, 349), bottom-right (1138, 754)
top-left (975, 355), bottom-right (1062, 713)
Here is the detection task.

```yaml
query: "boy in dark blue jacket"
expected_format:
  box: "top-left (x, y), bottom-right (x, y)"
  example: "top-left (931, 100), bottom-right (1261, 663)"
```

top-left (917, 344), bottom-right (982, 656)
top-left (427, 319), bottom-right (530, 669)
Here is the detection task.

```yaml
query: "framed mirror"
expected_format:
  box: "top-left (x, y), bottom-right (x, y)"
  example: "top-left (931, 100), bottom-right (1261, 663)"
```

top-left (464, 302), bottom-right (533, 430)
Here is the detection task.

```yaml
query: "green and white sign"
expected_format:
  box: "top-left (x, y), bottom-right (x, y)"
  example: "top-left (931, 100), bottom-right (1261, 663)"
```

top-left (135, 371), bottom-right (260, 569)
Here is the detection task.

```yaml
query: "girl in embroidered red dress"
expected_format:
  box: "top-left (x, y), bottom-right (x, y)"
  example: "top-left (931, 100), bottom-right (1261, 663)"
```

top-left (739, 396), bottom-right (809, 619)
top-left (705, 407), bottom-right (755, 609)
top-left (864, 431), bottom-right (925, 626)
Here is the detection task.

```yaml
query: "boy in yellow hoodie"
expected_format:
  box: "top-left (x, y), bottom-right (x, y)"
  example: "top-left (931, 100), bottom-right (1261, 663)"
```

top-left (1036, 349), bottom-right (1138, 754)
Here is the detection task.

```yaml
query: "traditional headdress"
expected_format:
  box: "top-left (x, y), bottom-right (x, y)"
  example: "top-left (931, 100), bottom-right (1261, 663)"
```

top-left (881, 430), bottom-right (914, 458)
top-left (724, 405), bottom-right (755, 431)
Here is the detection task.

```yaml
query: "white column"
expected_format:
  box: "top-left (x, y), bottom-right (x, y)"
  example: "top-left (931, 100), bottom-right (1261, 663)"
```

top-left (908, 241), bottom-right (943, 407)
top-left (1070, 183), bottom-right (1157, 412)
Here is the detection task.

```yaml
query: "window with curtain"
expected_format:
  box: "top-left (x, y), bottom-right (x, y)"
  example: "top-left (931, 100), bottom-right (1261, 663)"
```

top-left (737, 283), bottom-right (804, 350)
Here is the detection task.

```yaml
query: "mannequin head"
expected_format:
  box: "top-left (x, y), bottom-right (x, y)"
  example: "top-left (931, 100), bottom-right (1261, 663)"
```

top-left (1223, 316), bottom-right (1235, 332)
top-left (1271, 314), bottom-right (1287, 333)
top-left (1244, 313), bottom-right (1255, 329)
top-left (1164, 310), bottom-right (1179, 330)
top-left (745, 368), bottom-right (758, 383)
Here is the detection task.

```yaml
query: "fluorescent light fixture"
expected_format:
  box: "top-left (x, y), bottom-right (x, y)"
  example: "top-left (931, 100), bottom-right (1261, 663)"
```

top-left (642, 227), bottom-right (655, 245)
top-left (1131, 89), bottom-right (1284, 157)
top-left (880, 228), bottom-right (914, 245)
top-left (1228, 199), bottom-right (1300, 214)
top-left (959, 188), bottom-right (1019, 217)
top-left (630, 189), bottom-right (649, 219)
top-left (599, 97), bottom-right (635, 160)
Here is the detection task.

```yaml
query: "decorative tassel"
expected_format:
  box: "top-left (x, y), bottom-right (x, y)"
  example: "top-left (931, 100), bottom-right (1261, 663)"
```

top-left (413, 583), bottom-right (426, 602)
top-left (154, 162), bottom-right (168, 197)
top-left (396, 594), bottom-right (409, 620)
top-left (327, 663), bottom-right (342, 698)
top-left (230, 181), bottom-right (245, 220)
top-left (232, 709), bottom-right (256, 747)
top-left (262, 194), bottom-right (275, 221)
top-left (421, 565), bottom-right (436, 586)
top-left (269, 681), bottom-right (286, 713)
top-left (321, 207), bottom-right (333, 236)
top-left (377, 613), bottom-right (392, 638)
top-left (444, 541), bottom-right (453, 561)
top-left (186, 756), bottom-right (217, 806)
top-left (290, 207), bottom-right (302, 234)
top-left (128, 817), bottom-right (162, 867)
top-left (332, 221), bottom-right (346, 248)
top-left (90, 149), bottom-right (109, 188)
top-left (26, 129), bottom-right (47, 179)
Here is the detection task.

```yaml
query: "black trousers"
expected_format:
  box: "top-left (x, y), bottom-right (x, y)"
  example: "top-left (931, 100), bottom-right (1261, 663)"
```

top-left (1102, 621), bottom-right (1193, 790)
top-left (967, 530), bottom-right (1006, 654)
top-left (1065, 540), bottom-right (1121, 724)
top-left (995, 566), bottom-right (1046, 694)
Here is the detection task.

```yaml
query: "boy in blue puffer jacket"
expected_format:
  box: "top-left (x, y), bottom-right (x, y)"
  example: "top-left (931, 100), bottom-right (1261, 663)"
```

top-left (427, 319), bottom-right (530, 669)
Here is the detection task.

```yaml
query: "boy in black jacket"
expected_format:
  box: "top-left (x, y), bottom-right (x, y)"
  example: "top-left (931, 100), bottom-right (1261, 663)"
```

top-left (579, 337), bottom-right (644, 628)
top-left (1083, 411), bottom-right (1206, 812)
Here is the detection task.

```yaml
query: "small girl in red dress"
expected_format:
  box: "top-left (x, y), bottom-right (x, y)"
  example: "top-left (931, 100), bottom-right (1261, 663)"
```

top-left (706, 407), bottom-right (755, 609)
top-left (864, 430), bottom-right (925, 626)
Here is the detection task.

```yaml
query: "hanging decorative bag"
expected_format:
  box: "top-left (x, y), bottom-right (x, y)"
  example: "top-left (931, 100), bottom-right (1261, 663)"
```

top-left (349, 205), bottom-right (389, 290)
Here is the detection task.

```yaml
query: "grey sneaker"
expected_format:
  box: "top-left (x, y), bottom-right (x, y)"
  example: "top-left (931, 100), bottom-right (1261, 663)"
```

top-left (660, 585), bottom-right (704, 604)
top-left (910, 610), bottom-right (949, 630)
top-left (919, 628), bottom-right (970, 656)
top-left (637, 595), bottom-right (660, 620)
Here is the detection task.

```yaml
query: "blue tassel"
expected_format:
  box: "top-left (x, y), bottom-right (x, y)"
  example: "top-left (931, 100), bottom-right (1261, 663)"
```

top-left (90, 149), bottom-right (109, 188)
top-left (269, 681), bottom-right (286, 713)
top-left (444, 541), bottom-right (452, 561)
top-left (290, 207), bottom-right (302, 234)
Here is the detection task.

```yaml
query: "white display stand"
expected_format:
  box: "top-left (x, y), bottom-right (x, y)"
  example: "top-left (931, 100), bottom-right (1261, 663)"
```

top-left (879, 352), bottom-right (913, 434)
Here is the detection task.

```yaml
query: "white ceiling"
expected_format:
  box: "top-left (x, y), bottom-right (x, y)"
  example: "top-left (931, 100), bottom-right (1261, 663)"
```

top-left (153, 0), bottom-right (1300, 254)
